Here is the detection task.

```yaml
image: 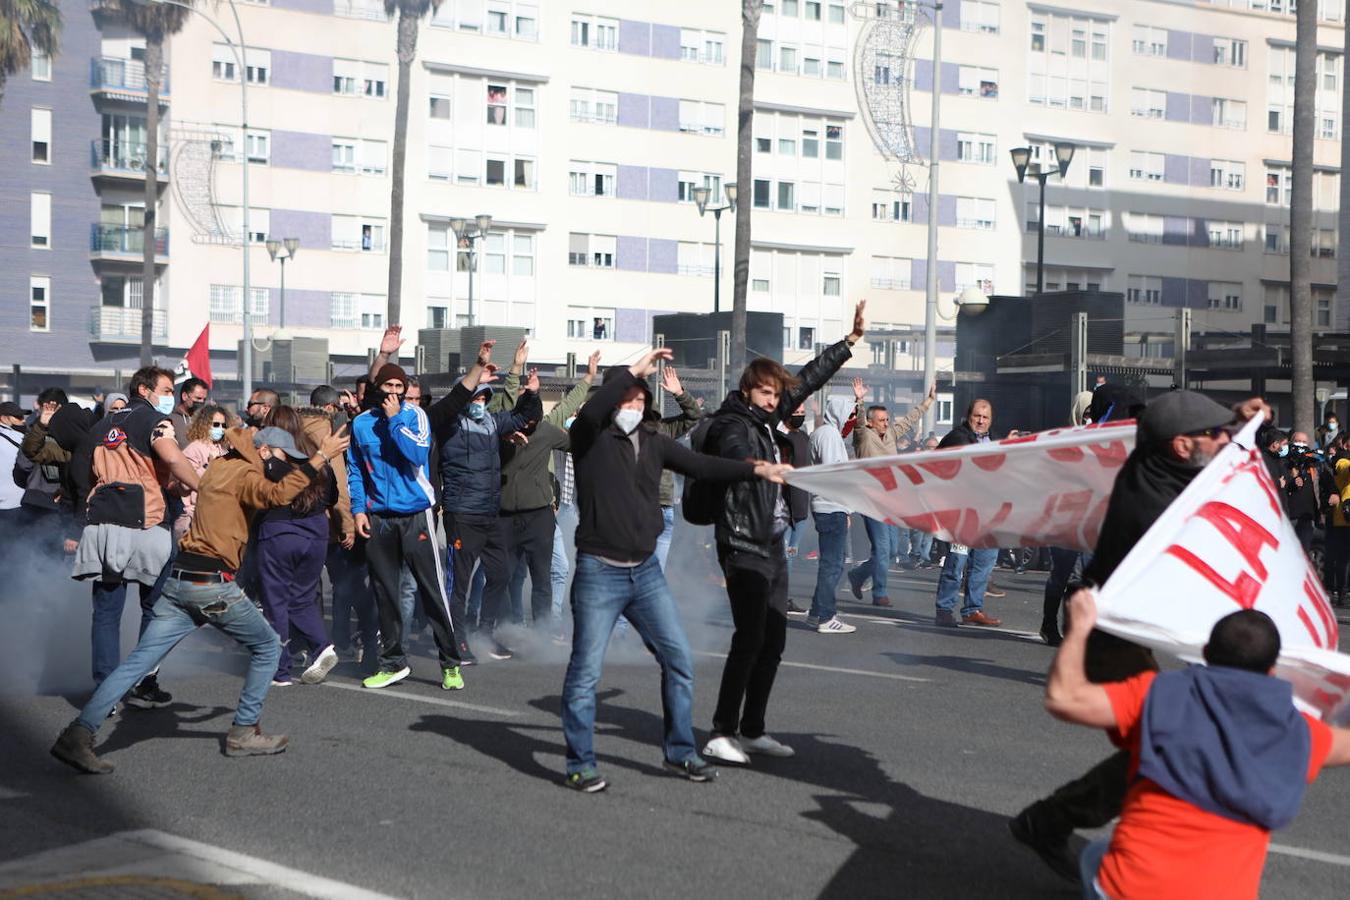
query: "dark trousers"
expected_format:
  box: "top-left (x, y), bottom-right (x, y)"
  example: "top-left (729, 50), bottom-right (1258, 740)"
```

top-left (1024, 750), bottom-right (1132, 841)
top-left (446, 510), bottom-right (510, 636)
top-left (712, 543), bottom-right (789, 740)
top-left (1042, 547), bottom-right (1081, 631)
top-left (1293, 516), bottom-right (1316, 553)
top-left (328, 541), bottom-right (377, 653)
top-left (1325, 525), bottom-right (1350, 595)
top-left (502, 506), bottom-right (556, 626)
top-left (365, 509), bottom-right (459, 672)
top-left (256, 529), bottom-right (331, 680)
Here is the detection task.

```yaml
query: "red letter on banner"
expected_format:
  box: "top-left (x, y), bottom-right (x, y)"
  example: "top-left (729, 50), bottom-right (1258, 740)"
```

top-left (1191, 501), bottom-right (1278, 581)
top-left (864, 466), bottom-right (898, 492)
top-left (1164, 545), bottom-right (1263, 609)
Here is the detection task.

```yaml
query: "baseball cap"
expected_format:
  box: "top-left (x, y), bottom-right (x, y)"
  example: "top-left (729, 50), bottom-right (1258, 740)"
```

top-left (253, 426), bottom-right (309, 460)
top-left (0, 401), bottom-right (28, 419)
top-left (1137, 390), bottom-right (1233, 445)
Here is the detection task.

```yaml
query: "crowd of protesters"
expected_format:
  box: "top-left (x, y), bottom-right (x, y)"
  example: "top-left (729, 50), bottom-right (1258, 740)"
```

top-left (9, 302), bottom-right (1350, 896)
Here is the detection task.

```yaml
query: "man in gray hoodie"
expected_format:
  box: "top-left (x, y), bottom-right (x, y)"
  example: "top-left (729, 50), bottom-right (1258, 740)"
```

top-left (805, 396), bottom-right (858, 634)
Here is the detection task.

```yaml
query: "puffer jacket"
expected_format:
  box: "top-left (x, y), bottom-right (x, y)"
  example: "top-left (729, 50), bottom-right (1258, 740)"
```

top-left (439, 388), bottom-right (542, 516)
top-left (706, 338), bottom-right (853, 556)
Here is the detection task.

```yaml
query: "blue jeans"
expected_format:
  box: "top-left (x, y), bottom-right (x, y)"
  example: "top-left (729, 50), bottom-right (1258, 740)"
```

top-left (550, 519), bottom-right (569, 624)
top-left (810, 511), bottom-right (849, 622)
top-left (654, 505), bottom-right (676, 571)
top-left (784, 519), bottom-right (804, 577)
top-left (90, 548), bottom-right (175, 684)
top-left (1079, 837), bottom-right (1111, 899)
top-left (890, 524), bottom-right (910, 562)
top-left (328, 542), bottom-right (377, 653)
top-left (935, 546), bottom-right (998, 617)
top-left (850, 516), bottom-right (894, 599)
top-left (561, 553), bottom-right (698, 774)
top-left (75, 577), bottom-right (281, 733)
top-left (909, 529), bottom-right (934, 563)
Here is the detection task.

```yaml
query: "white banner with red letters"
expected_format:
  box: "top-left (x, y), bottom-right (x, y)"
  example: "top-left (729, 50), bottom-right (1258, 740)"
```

top-left (782, 421), bottom-right (1136, 553)
top-left (1093, 415), bottom-right (1350, 724)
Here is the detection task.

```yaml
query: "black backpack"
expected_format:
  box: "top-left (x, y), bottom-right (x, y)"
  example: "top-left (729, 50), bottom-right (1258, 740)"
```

top-left (5, 432), bottom-right (63, 510)
top-left (680, 417), bottom-right (722, 526)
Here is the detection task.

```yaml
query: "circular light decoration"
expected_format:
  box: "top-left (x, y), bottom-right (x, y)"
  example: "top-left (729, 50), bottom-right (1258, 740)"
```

top-left (852, 2), bottom-right (928, 167)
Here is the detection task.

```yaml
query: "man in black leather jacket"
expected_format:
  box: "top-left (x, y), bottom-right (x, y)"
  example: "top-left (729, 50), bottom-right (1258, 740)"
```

top-left (701, 301), bottom-right (866, 766)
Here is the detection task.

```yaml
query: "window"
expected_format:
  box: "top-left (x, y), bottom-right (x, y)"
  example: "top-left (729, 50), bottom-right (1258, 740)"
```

top-left (364, 63), bottom-right (388, 98)
top-left (245, 129), bottom-right (269, 164)
top-left (360, 139), bottom-right (386, 175)
top-left (1125, 212), bottom-right (1163, 244)
top-left (871, 189), bottom-right (912, 222)
top-left (211, 44), bottom-right (236, 81)
top-left (704, 34), bottom-right (726, 65)
top-left (570, 87), bottom-right (618, 124)
top-left (1128, 151), bottom-right (1164, 182)
top-left (1213, 98), bottom-right (1246, 130)
top-left (1205, 282), bottom-right (1242, 311)
top-left (802, 128), bottom-right (819, 158)
top-left (677, 241), bottom-right (715, 276)
top-left (829, 2), bottom-right (845, 24)
top-left (1127, 275), bottom-right (1162, 305)
top-left (30, 47), bottom-right (50, 81)
top-left (1214, 38), bottom-right (1246, 68)
top-left (428, 145), bottom-right (452, 180)
top-left (488, 6), bottom-right (508, 33)
top-left (568, 161), bottom-right (616, 197)
top-left (331, 215), bottom-right (386, 252)
top-left (958, 65), bottom-right (998, 98)
top-left (515, 86), bottom-right (535, 128)
top-left (30, 192), bottom-right (50, 248)
top-left (783, 0), bottom-right (799, 14)
top-left (428, 223), bottom-right (450, 270)
top-left (333, 58), bottom-right (358, 95)
top-left (825, 124), bottom-right (843, 159)
top-left (956, 131), bottom-right (995, 164)
top-left (679, 100), bottom-right (725, 136)
top-left (31, 108), bottom-right (50, 164)
top-left (753, 179), bottom-right (771, 208)
top-left (571, 14), bottom-right (618, 50)
top-left (1266, 168), bottom-right (1292, 206)
top-left (30, 276), bottom-right (50, 331)
top-left (244, 47), bottom-right (269, 84)
top-left (430, 94), bottom-right (451, 119)
top-left (516, 4), bottom-right (538, 39)
top-left (956, 197), bottom-right (996, 230)
top-left (823, 272), bottom-right (841, 296)
top-left (806, 1), bottom-right (821, 21)
top-left (870, 256), bottom-right (911, 290)
top-left (1130, 88), bottom-right (1166, 119)
top-left (512, 233), bottom-right (535, 275)
top-left (826, 51), bottom-right (846, 79)
top-left (1087, 149), bottom-right (1105, 187)
top-left (777, 181), bottom-right (795, 211)
top-left (823, 183), bottom-right (844, 216)
top-left (798, 327), bottom-right (816, 350)
top-left (780, 45), bottom-right (799, 74)
top-left (487, 83), bottom-right (507, 125)
top-left (1210, 159), bottom-right (1245, 191)
top-left (567, 233), bottom-right (616, 268)
top-left (486, 156), bottom-right (506, 186)
top-left (1264, 223), bottom-right (1289, 254)
top-left (757, 39), bottom-right (773, 69)
top-left (1314, 228), bottom-right (1337, 258)
top-left (1207, 221), bottom-right (1243, 249)
top-left (960, 0), bottom-right (999, 33)
top-left (513, 157), bottom-right (535, 189)
top-left (954, 263), bottom-right (994, 292)
top-left (1131, 25), bottom-right (1167, 56)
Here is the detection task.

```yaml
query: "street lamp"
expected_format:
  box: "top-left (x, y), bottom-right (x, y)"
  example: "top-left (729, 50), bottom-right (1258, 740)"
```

top-left (449, 214), bottom-right (492, 326)
top-left (1011, 142), bottom-right (1075, 296)
top-left (132, 0), bottom-right (252, 399)
top-left (692, 183), bottom-right (737, 313)
top-left (265, 237), bottom-right (299, 333)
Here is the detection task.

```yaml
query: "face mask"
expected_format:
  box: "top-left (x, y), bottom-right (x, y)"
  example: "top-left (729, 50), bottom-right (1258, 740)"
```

top-left (263, 456), bottom-right (292, 483)
top-left (210, 426), bottom-right (226, 442)
top-left (187, 401), bottom-right (204, 414)
top-left (1329, 423), bottom-right (1340, 434)
top-left (467, 402), bottom-right (486, 421)
top-left (154, 395), bottom-right (175, 416)
top-left (788, 414), bottom-right (806, 429)
top-left (1278, 444), bottom-right (1289, 458)
top-left (614, 408), bottom-right (643, 434)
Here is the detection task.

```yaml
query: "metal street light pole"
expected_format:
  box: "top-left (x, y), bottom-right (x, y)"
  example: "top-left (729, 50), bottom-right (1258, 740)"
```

top-left (922, 1), bottom-right (943, 436)
top-left (450, 214), bottom-right (492, 327)
top-left (693, 183), bottom-right (738, 313)
top-left (265, 236), bottom-right (299, 329)
top-left (1011, 142), bottom-right (1075, 295)
top-left (141, 0), bottom-right (251, 398)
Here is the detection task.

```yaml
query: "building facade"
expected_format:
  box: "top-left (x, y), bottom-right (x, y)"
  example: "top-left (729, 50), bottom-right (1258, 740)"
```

top-left (0, 0), bottom-right (1344, 414)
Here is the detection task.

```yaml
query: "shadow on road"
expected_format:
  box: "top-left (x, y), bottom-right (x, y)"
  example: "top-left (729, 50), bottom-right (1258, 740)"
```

top-left (882, 651), bottom-right (1047, 688)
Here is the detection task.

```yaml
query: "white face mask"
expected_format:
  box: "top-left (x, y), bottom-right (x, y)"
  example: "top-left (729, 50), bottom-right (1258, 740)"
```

top-left (614, 408), bottom-right (643, 434)
top-left (210, 426), bottom-right (226, 442)
top-left (154, 395), bottom-right (175, 416)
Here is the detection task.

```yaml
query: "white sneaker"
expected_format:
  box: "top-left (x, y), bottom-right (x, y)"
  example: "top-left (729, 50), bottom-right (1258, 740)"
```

top-left (817, 617), bottom-right (857, 634)
top-left (300, 644), bottom-right (339, 684)
top-left (741, 734), bottom-right (795, 757)
top-left (702, 735), bottom-right (750, 765)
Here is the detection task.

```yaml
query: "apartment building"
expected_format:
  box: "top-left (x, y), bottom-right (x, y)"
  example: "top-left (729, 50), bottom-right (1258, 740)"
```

top-left (0, 0), bottom-right (1343, 405)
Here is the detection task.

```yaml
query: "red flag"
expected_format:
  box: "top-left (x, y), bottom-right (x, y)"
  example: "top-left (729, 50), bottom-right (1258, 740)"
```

top-left (176, 324), bottom-right (212, 388)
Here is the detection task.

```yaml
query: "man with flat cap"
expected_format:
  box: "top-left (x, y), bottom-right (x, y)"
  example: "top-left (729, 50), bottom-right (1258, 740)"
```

top-left (1010, 388), bottom-right (1270, 883)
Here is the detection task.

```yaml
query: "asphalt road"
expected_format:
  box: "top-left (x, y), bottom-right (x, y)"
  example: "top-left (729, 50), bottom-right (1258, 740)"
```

top-left (2, 550), bottom-right (1349, 899)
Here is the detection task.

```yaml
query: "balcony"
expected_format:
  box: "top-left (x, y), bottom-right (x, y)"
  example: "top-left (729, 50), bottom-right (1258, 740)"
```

top-left (91, 306), bottom-right (167, 342)
top-left (90, 57), bottom-right (169, 104)
top-left (91, 140), bottom-right (168, 184)
top-left (90, 224), bottom-right (169, 261)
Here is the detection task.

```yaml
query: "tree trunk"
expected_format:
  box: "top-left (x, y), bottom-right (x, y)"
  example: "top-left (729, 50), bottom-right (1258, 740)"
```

top-left (386, 9), bottom-right (418, 334)
top-left (1339, 0), bottom-right (1350, 335)
top-left (1290, 0), bottom-right (1317, 433)
top-left (141, 35), bottom-right (163, 366)
top-left (730, 1), bottom-right (761, 378)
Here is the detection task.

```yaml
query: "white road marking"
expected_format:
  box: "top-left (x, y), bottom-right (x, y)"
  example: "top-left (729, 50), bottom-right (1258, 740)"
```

top-left (831, 610), bottom-right (1046, 642)
top-left (1269, 843), bottom-right (1350, 867)
top-left (323, 680), bottom-right (521, 717)
top-left (695, 651), bottom-right (931, 683)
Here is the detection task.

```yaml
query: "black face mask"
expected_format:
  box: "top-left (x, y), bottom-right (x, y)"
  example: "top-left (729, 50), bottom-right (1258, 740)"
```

top-left (788, 414), bottom-right (806, 429)
top-left (331, 410), bottom-right (350, 430)
top-left (263, 457), bottom-right (293, 483)
top-left (186, 401), bottom-right (205, 414)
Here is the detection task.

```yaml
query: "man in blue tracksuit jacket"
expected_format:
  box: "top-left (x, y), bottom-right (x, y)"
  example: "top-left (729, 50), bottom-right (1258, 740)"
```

top-left (348, 362), bottom-right (465, 690)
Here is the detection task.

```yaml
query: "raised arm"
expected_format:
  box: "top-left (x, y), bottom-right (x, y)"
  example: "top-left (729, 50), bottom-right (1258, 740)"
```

top-left (783, 299), bottom-right (864, 413)
top-left (1044, 591), bottom-right (1117, 728)
top-left (851, 377), bottom-right (868, 454)
top-left (488, 338), bottom-right (529, 411)
top-left (367, 325), bottom-right (406, 382)
top-left (655, 365), bottom-right (704, 439)
top-left (242, 429), bottom-right (349, 510)
top-left (891, 384), bottom-right (937, 442)
top-left (546, 350), bottom-right (600, 425)
top-left (505, 369), bottom-right (544, 431)
top-left (572, 349), bottom-right (671, 459)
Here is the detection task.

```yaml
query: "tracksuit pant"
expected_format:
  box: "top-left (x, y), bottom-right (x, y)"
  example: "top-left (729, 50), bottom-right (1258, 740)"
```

top-left (446, 511), bottom-right (511, 639)
top-left (502, 506), bottom-right (557, 626)
top-left (365, 509), bottom-right (460, 673)
top-left (256, 523), bottom-right (331, 681)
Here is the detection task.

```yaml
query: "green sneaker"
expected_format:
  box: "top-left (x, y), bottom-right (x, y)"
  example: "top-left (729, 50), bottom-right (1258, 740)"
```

top-left (362, 667), bottom-right (410, 689)
top-left (563, 768), bottom-right (608, 793)
top-left (441, 666), bottom-right (464, 691)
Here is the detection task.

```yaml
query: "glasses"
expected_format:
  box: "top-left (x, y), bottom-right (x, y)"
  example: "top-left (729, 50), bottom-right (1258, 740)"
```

top-left (1186, 425), bottom-right (1227, 440)
top-left (211, 420), bottom-right (228, 427)
top-left (246, 400), bottom-right (264, 408)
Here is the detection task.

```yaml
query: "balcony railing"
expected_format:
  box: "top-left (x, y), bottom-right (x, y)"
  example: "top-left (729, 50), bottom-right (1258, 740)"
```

top-left (90, 57), bottom-right (169, 94)
top-left (91, 306), bottom-right (167, 340)
top-left (91, 224), bottom-right (169, 256)
top-left (333, 0), bottom-right (391, 21)
top-left (91, 139), bottom-right (168, 176)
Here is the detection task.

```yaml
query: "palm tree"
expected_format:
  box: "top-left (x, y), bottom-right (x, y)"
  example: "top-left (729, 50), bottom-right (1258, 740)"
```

top-left (1289, 0), bottom-right (1316, 433)
top-left (117, 0), bottom-right (191, 365)
top-left (384, 0), bottom-right (441, 332)
top-left (1339, 0), bottom-right (1350, 337)
top-left (731, 0), bottom-right (762, 376)
top-left (0, 0), bottom-right (61, 105)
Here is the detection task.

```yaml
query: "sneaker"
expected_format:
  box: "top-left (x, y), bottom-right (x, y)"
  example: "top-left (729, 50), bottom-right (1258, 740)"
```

top-left (935, 609), bottom-right (959, 628)
top-left (847, 568), bottom-right (866, 600)
top-left (106, 703), bottom-right (121, 720)
top-left (441, 666), bottom-right (464, 691)
top-left (300, 645), bottom-right (339, 684)
top-left (488, 640), bottom-right (514, 661)
top-left (805, 615), bottom-right (821, 628)
top-left (362, 667), bottom-right (411, 689)
top-left (1009, 809), bottom-right (1080, 884)
top-left (125, 674), bottom-right (172, 709)
top-left (563, 767), bottom-right (608, 793)
top-left (985, 585), bottom-right (1007, 598)
top-left (786, 600), bottom-right (807, 615)
top-left (51, 724), bottom-right (113, 774)
top-left (664, 756), bottom-right (718, 782)
top-left (458, 642), bottom-right (478, 666)
top-left (702, 735), bottom-right (750, 765)
top-left (741, 734), bottom-right (795, 757)
top-left (225, 724), bottom-right (289, 758)
top-left (1039, 623), bottom-right (1064, 647)
top-left (270, 677), bottom-right (294, 687)
top-left (817, 617), bottom-right (857, 635)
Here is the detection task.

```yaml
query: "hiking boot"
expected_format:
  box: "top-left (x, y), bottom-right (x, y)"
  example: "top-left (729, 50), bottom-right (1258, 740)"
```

top-left (225, 724), bottom-right (289, 757)
top-left (362, 667), bottom-right (411, 689)
top-left (441, 666), bottom-right (464, 691)
top-left (51, 724), bottom-right (113, 774)
top-left (934, 609), bottom-right (959, 628)
top-left (1009, 808), bottom-right (1080, 884)
top-left (984, 584), bottom-right (1007, 598)
top-left (563, 767), bottom-right (608, 793)
top-left (125, 674), bottom-right (172, 709)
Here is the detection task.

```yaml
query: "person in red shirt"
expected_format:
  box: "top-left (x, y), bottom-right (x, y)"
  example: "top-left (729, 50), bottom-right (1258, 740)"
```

top-left (1045, 590), bottom-right (1350, 899)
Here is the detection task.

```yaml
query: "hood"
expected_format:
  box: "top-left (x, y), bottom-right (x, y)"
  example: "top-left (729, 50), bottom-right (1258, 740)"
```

top-left (1070, 391), bottom-right (1095, 426)
top-left (47, 403), bottom-right (96, 452)
top-left (600, 365), bottom-right (654, 423)
top-left (822, 396), bottom-right (853, 430)
top-left (223, 426), bottom-right (264, 466)
top-left (1138, 666), bottom-right (1311, 830)
top-left (470, 385), bottom-right (493, 403)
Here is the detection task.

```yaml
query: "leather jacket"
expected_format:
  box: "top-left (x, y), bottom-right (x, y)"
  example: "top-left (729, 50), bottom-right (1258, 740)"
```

top-left (707, 338), bottom-right (853, 556)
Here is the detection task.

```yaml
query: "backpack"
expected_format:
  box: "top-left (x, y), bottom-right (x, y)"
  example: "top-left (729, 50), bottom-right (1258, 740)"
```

top-left (4, 432), bottom-right (63, 510)
top-left (680, 417), bottom-right (722, 526)
top-left (86, 406), bottom-right (169, 529)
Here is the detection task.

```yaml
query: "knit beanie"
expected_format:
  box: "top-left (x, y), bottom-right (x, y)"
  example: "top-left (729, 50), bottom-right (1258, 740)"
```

top-left (372, 363), bottom-right (408, 388)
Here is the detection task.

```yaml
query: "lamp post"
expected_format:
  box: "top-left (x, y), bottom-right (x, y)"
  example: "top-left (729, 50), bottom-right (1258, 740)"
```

top-left (265, 237), bottom-right (299, 330)
top-left (692, 183), bottom-right (737, 313)
top-left (136, 0), bottom-right (251, 399)
top-left (1010, 142), bottom-right (1075, 295)
top-left (449, 213), bottom-right (492, 327)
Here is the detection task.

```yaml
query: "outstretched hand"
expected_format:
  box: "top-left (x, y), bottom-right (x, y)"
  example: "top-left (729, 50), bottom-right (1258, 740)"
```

top-left (629, 347), bottom-right (674, 379)
top-left (587, 350), bottom-right (601, 380)
top-left (477, 364), bottom-right (500, 388)
top-left (849, 300), bottom-right (867, 342)
top-left (525, 367), bottom-right (540, 392)
top-left (661, 364), bottom-right (683, 396)
top-left (927, 382), bottom-right (937, 401)
top-left (852, 377), bottom-right (866, 402)
top-left (753, 461), bottom-right (793, 484)
top-left (476, 340), bottom-right (495, 367)
top-left (513, 337), bottom-right (530, 369)
top-left (379, 325), bottom-right (404, 356)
